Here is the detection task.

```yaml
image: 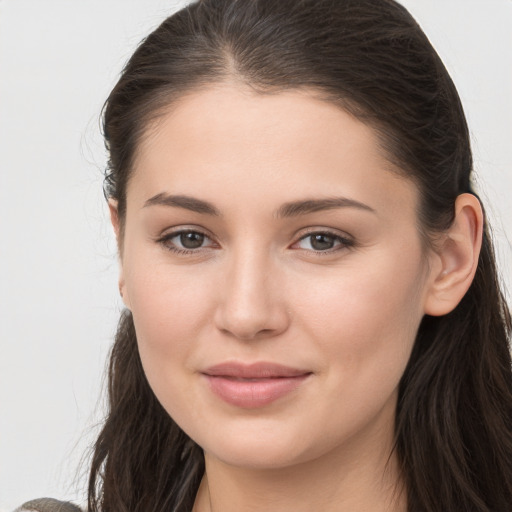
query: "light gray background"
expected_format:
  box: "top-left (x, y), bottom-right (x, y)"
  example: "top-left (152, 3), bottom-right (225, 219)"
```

top-left (1, 1), bottom-right (510, 510)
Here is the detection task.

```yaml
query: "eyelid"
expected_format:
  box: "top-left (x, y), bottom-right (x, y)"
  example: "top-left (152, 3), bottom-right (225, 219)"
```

top-left (156, 226), bottom-right (218, 253)
top-left (290, 227), bottom-right (355, 252)
top-left (155, 225), bottom-right (355, 255)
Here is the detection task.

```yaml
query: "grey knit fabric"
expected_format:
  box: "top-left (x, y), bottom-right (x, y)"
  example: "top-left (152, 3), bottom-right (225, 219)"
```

top-left (14, 498), bottom-right (82, 512)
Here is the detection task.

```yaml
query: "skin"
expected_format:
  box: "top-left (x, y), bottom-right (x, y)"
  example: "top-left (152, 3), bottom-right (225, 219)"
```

top-left (111, 84), bottom-right (483, 512)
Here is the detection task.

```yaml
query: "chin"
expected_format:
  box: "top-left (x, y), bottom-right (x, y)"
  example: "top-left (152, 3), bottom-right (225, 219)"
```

top-left (207, 441), bottom-right (312, 470)
top-left (191, 418), bottom-right (334, 471)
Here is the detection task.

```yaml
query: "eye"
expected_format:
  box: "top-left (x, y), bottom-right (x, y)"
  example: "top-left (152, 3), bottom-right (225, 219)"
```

top-left (158, 229), bottom-right (216, 253)
top-left (293, 231), bottom-right (353, 252)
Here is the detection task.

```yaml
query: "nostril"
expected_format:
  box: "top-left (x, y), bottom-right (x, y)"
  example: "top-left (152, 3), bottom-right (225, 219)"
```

top-left (218, 325), bottom-right (276, 341)
top-left (215, 303), bottom-right (290, 341)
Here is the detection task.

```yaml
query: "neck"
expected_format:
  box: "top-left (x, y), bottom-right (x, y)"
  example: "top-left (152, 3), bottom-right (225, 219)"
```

top-left (192, 410), bottom-right (406, 512)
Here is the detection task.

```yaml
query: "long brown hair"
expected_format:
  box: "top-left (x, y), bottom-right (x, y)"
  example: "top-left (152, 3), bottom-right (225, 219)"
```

top-left (90, 1), bottom-right (512, 510)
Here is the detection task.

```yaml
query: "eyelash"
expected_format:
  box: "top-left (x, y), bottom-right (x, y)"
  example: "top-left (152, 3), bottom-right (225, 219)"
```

top-left (157, 229), bottom-right (217, 255)
top-left (292, 230), bottom-right (355, 254)
top-left (156, 229), bottom-right (355, 256)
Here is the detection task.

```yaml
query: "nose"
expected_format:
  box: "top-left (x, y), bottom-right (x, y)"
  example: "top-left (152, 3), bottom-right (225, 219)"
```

top-left (213, 249), bottom-right (290, 341)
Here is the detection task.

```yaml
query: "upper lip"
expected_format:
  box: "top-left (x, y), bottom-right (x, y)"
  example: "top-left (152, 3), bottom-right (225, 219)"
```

top-left (202, 362), bottom-right (311, 379)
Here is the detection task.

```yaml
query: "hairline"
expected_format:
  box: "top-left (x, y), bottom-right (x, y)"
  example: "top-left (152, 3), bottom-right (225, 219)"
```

top-left (114, 79), bottom-right (436, 255)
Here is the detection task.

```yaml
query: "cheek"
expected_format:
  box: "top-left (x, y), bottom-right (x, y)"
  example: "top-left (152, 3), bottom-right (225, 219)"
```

top-left (122, 248), bottom-right (216, 372)
top-left (293, 247), bottom-right (426, 390)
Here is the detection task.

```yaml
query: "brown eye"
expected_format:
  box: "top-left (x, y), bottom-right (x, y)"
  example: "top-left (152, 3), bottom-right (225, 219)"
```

top-left (179, 231), bottom-right (205, 249)
top-left (159, 229), bottom-right (215, 253)
top-left (309, 234), bottom-right (337, 251)
top-left (294, 231), bottom-right (353, 252)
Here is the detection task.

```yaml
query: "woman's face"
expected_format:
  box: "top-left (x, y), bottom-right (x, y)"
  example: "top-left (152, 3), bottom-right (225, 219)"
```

top-left (117, 85), bottom-right (436, 469)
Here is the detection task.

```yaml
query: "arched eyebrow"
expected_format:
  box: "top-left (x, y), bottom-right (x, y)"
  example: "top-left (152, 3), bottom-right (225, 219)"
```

top-left (276, 197), bottom-right (376, 218)
top-left (144, 193), bottom-right (221, 216)
top-left (143, 193), bottom-right (376, 217)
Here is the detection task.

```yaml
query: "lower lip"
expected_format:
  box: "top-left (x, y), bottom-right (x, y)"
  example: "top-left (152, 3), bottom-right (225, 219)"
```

top-left (204, 374), bottom-right (311, 409)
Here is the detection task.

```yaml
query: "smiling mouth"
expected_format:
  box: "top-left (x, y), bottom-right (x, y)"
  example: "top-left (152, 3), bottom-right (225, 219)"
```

top-left (202, 362), bottom-right (312, 408)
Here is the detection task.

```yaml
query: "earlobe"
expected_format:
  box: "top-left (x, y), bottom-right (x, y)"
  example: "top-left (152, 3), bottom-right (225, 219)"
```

top-left (423, 193), bottom-right (484, 317)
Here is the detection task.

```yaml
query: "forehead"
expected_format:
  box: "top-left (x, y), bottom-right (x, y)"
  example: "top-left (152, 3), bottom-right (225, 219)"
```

top-left (129, 85), bottom-right (418, 219)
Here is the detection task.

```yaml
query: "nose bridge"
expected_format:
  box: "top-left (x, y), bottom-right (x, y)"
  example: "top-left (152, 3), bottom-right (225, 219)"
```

top-left (215, 242), bottom-right (287, 340)
top-left (233, 245), bottom-right (273, 307)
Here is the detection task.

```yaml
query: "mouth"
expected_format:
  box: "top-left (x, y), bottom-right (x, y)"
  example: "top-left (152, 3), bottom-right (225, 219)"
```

top-left (201, 362), bottom-right (312, 409)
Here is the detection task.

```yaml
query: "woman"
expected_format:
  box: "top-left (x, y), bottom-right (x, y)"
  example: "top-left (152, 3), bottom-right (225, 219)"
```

top-left (18, 0), bottom-right (512, 511)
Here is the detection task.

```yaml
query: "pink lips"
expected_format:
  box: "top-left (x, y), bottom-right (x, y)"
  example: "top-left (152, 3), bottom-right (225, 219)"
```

top-left (202, 362), bottom-right (311, 409)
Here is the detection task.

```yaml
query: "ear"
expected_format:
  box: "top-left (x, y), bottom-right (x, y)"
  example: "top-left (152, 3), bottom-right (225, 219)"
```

top-left (423, 193), bottom-right (484, 316)
top-left (108, 200), bottom-right (130, 309)
top-left (108, 199), bottom-right (121, 246)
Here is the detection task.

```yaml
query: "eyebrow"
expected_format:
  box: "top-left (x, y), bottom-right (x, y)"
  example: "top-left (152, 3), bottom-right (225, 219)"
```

top-left (143, 193), bottom-right (376, 217)
top-left (144, 193), bottom-right (221, 216)
top-left (276, 197), bottom-right (376, 218)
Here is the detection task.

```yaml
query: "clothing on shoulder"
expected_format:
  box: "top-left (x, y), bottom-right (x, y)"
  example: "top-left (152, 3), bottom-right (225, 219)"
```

top-left (14, 498), bottom-right (82, 512)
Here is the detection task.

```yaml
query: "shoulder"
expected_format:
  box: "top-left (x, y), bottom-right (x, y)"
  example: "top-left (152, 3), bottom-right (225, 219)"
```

top-left (14, 498), bottom-right (83, 512)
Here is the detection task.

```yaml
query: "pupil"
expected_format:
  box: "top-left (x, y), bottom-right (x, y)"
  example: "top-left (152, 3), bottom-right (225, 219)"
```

top-left (311, 234), bottom-right (334, 251)
top-left (180, 232), bottom-right (204, 249)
